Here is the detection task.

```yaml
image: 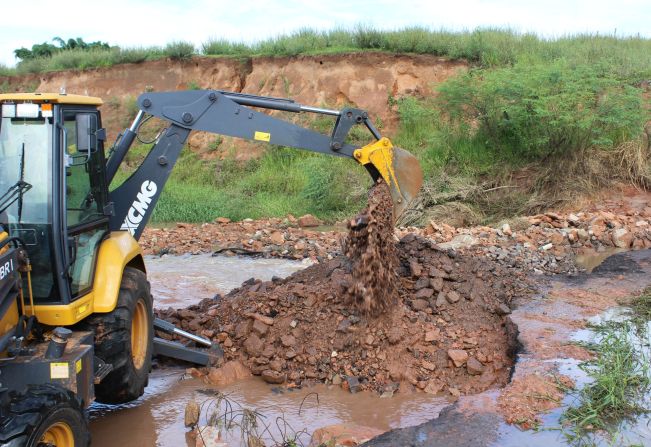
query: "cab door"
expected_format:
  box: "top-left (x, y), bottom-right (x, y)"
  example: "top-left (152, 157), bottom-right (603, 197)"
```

top-left (61, 109), bottom-right (109, 299)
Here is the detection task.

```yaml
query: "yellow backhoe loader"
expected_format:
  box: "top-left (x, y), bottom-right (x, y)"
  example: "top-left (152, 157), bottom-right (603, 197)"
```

top-left (0, 90), bottom-right (422, 446)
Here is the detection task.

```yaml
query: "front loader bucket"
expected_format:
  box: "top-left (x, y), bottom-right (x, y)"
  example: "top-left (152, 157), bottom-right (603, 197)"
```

top-left (354, 138), bottom-right (423, 220)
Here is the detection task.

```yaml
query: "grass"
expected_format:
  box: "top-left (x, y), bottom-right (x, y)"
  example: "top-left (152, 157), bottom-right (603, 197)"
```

top-left (111, 142), bottom-right (370, 224)
top-left (3, 27), bottom-right (651, 76)
top-left (561, 312), bottom-right (650, 445)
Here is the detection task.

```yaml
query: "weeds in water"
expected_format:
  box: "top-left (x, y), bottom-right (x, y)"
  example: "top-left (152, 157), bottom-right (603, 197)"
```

top-left (189, 388), bottom-right (320, 447)
top-left (561, 319), bottom-right (650, 446)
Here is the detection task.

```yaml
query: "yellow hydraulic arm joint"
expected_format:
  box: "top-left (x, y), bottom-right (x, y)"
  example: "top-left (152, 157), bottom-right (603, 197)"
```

top-left (354, 137), bottom-right (424, 219)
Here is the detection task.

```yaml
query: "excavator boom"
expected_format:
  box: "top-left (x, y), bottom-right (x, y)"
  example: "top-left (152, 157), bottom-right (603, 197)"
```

top-left (107, 90), bottom-right (422, 238)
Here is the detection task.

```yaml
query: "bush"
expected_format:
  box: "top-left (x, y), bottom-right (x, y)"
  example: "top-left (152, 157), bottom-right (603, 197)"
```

top-left (438, 61), bottom-right (647, 161)
top-left (164, 41), bottom-right (195, 60)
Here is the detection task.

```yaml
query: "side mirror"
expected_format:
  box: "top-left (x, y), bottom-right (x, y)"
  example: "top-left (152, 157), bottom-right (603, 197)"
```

top-left (75, 114), bottom-right (97, 154)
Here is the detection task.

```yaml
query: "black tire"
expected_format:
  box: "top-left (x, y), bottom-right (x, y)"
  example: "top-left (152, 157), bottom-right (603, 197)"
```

top-left (0, 384), bottom-right (89, 447)
top-left (82, 267), bottom-right (153, 404)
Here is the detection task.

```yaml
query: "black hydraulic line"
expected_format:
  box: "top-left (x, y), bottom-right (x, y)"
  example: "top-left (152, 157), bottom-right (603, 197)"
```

top-left (0, 236), bottom-right (26, 251)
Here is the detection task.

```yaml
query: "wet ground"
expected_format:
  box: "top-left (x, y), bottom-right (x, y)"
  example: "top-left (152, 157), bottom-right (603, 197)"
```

top-left (90, 372), bottom-right (449, 446)
top-left (365, 249), bottom-right (651, 447)
top-left (90, 249), bottom-right (651, 446)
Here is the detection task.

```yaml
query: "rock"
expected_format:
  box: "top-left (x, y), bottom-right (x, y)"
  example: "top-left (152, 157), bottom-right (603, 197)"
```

top-left (243, 334), bottom-right (264, 356)
top-left (435, 292), bottom-right (447, 307)
top-left (251, 319), bottom-right (269, 336)
top-left (409, 260), bottom-right (422, 277)
top-left (501, 223), bottom-right (512, 236)
top-left (215, 217), bottom-right (231, 224)
top-left (184, 399), bottom-right (200, 427)
top-left (446, 291), bottom-right (461, 304)
top-left (414, 288), bottom-right (434, 300)
top-left (194, 426), bottom-right (227, 447)
top-left (345, 376), bottom-right (361, 393)
top-left (414, 277), bottom-right (431, 290)
top-left (421, 360), bottom-right (436, 371)
top-left (437, 234), bottom-right (479, 250)
top-left (612, 228), bottom-right (633, 248)
top-left (430, 277), bottom-right (444, 292)
top-left (495, 303), bottom-right (511, 315)
top-left (280, 334), bottom-right (297, 347)
top-left (332, 374), bottom-right (343, 385)
top-left (261, 369), bottom-right (286, 384)
top-left (270, 231), bottom-right (285, 245)
top-left (577, 228), bottom-right (589, 241)
top-left (298, 214), bottom-right (322, 227)
top-left (425, 329), bottom-right (440, 342)
top-left (539, 243), bottom-right (553, 251)
top-left (206, 361), bottom-right (251, 385)
top-left (467, 357), bottom-right (485, 375)
top-left (246, 313), bottom-right (274, 326)
top-left (424, 381), bottom-right (441, 395)
top-left (447, 349), bottom-right (469, 367)
top-left (234, 321), bottom-right (251, 339)
top-left (309, 423), bottom-right (383, 447)
top-left (411, 298), bottom-right (429, 311)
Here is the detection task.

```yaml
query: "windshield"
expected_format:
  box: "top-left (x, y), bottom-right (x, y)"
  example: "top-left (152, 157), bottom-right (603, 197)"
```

top-left (0, 115), bottom-right (56, 302)
top-left (0, 117), bottom-right (52, 225)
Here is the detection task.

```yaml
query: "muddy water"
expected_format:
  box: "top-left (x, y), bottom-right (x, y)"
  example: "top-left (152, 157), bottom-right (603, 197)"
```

top-left (89, 371), bottom-right (448, 447)
top-left (574, 247), bottom-right (627, 273)
top-left (145, 253), bottom-right (311, 309)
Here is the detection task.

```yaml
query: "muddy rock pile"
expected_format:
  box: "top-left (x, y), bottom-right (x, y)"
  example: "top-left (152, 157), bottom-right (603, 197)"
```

top-left (158, 185), bottom-right (528, 397)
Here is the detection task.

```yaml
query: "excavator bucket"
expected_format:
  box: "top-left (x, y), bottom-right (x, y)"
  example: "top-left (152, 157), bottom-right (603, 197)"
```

top-left (353, 138), bottom-right (424, 220)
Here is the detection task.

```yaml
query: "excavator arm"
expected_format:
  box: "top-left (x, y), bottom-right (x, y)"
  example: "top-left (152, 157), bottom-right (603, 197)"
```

top-left (107, 90), bottom-right (422, 239)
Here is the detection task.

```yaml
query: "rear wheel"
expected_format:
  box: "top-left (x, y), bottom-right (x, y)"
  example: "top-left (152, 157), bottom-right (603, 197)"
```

top-left (82, 267), bottom-right (153, 404)
top-left (0, 384), bottom-right (89, 447)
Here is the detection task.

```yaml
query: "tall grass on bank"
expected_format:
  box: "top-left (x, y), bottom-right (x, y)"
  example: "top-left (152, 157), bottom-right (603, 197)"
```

top-left (202, 27), bottom-right (651, 77)
top-left (3, 27), bottom-right (651, 77)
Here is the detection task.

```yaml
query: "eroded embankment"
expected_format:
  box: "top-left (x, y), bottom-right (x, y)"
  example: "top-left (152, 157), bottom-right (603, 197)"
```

top-left (0, 53), bottom-right (467, 153)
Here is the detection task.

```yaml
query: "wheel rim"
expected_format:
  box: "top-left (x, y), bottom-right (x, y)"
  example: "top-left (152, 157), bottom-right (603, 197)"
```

top-left (40, 421), bottom-right (74, 446)
top-left (131, 298), bottom-right (149, 370)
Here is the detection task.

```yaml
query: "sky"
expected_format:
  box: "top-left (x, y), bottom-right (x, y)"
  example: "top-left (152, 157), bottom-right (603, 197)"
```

top-left (1, 0), bottom-right (649, 67)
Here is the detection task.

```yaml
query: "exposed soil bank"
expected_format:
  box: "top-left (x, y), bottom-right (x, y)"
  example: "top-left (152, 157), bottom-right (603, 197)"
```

top-left (0, 53), bottom-right (467, 152)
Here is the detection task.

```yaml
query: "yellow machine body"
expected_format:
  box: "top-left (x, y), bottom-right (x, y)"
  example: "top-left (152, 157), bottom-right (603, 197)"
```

top-left (25, 232), bottom-right (144, 326)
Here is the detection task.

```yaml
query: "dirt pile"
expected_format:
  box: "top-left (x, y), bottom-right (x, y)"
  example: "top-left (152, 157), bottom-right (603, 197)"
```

top-left (158, 230), bottom-right (528, 397)
top-left (344, 180), bottom-right (399, 316)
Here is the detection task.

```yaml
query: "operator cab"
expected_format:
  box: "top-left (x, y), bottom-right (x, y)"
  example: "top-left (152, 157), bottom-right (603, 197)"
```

top-left (0, 93), bottom-right (109, 309)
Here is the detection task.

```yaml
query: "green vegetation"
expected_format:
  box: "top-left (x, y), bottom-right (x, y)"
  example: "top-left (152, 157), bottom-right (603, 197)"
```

top-left (3, 27), bottom-right (651, 76)
top-left (4, 28), bottom-right (650, 224)
top-left (559, 292), bottom-right (651, 445)
top-left (111, 143), bottom-right (369, 223)
top-left (560, 310), bottom-right (650, 446)
top-left (14, 37), bottom-right (110, 61)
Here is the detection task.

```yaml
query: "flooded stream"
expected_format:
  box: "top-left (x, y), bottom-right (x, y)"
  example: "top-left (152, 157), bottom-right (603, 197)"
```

top-left (90, 372), bottom-right (448, 447)
top-left (146, 253), bottom-right (311, 309)
top-left (90, 253), bottom-right (448, 446)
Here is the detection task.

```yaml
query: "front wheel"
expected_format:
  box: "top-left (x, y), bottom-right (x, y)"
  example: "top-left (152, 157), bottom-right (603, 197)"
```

top-left (82, 267), bottom-right (153, 404)
top-left (0, 384), bottom-right (89, 447)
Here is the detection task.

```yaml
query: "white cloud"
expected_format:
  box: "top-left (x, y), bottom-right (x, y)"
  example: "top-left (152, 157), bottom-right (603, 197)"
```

top-left (0, 0), bottom-right (649, 67)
